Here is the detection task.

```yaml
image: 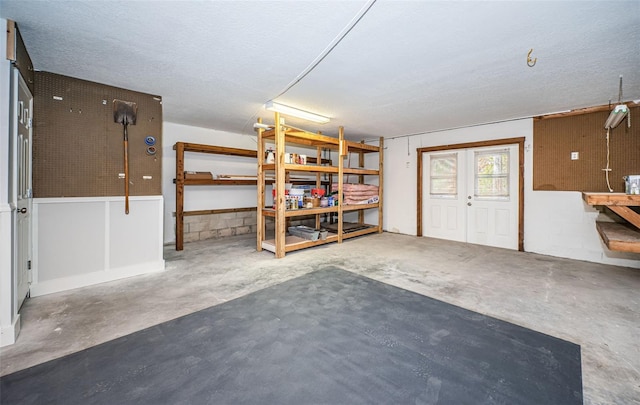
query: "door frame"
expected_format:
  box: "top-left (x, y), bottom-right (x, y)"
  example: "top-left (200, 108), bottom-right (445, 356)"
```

top-left (12, 67), bottom-right (33, 310)
top-left (416, 137), bottom-right (525, 251)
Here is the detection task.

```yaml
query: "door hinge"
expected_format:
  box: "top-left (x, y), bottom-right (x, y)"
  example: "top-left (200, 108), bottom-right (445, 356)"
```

top-left (28, 260), bottom-right (31, 270)
top-left (27, 260), bottom-right (33, 283)
top-left (28, 118), bottom-right (33, 129)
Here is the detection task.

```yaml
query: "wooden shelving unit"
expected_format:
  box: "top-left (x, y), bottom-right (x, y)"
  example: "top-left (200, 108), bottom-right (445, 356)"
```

top-left (256, 114), bottom-right (383, 258)
top-left (174, 141), bottom-right (333, 251)
top-left (582, 192), bottom-right (640, 253)
top-left (173, 142), bottom-right (258, 251)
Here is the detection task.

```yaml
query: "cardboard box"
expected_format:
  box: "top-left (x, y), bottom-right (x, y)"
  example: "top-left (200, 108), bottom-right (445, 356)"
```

top-left (184, 171), bottom-right (213, 180)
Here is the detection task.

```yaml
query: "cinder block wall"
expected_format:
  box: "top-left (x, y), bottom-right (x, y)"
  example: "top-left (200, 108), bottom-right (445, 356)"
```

top-left (182, 211), bottom-right (316, 243)
top-left (183, 211), bottom-right (256, 243)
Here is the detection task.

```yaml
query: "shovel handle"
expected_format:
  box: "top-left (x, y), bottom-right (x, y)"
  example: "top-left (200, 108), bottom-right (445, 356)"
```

top-left (124, 139), bottom-right (129, 214)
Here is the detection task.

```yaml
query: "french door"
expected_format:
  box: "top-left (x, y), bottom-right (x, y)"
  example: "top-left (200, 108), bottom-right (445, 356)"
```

top-left (422, 144), bottom-right (519, 250)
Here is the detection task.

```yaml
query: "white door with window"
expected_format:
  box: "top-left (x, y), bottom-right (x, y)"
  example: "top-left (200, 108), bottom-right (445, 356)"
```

top-left (422, 151), bottom-right (467, 242)
top-left (422, 144), bottom-right (519, 250)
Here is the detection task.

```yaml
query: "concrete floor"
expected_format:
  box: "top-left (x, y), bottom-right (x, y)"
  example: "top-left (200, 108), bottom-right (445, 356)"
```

top-left (1, 233), bottom-right (638, 404)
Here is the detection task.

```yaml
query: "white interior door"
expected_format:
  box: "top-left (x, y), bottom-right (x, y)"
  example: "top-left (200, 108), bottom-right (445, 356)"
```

top-left (423, 144), bottom-right (519, 250)
top-left (14, 68), bottom-right (33, 310)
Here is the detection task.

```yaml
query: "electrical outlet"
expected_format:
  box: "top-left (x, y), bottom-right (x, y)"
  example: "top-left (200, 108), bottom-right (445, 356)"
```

top-left (118, 173), bottom-right (125, 179)
top-left (571, 152), bottom-right (579, 160)
top-left (406, 161), bottom-right (410, 168)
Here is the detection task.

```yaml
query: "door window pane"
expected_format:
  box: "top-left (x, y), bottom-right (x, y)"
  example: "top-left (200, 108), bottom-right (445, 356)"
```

top-left (430, 153), bottom-right (457, 196)
top-left (475, 150), bottom-right (509, 198)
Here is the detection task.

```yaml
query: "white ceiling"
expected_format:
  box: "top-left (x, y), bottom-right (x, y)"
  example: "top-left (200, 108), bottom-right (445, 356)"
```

top-left (2, 0), bottom-right (639, 141)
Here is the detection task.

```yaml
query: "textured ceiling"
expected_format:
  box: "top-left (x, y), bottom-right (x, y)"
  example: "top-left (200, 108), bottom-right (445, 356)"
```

top-left (2, 0), bottom-right (639, 141)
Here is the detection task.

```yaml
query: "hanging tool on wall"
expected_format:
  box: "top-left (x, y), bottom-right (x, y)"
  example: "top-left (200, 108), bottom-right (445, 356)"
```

top-left (113, 99), bottom-right (138, 214)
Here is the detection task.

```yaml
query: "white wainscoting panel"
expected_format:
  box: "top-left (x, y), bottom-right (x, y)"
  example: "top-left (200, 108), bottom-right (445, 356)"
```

top-left (31, 196), bottom-right (165, 296)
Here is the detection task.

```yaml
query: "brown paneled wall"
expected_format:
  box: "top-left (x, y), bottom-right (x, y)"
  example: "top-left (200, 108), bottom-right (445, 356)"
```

top-left (533, 106), bottom-right (640, 192)
top-left (33, 72), bottom-right (162, 197)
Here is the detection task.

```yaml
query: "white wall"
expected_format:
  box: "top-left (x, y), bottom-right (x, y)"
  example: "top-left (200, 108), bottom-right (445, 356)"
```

top-left (1, 18), bottom-right (19, 346)
top-left (383, 118), bottom-right (639, 268)
top-left (162, 122), bottom-right (261, 244)
top-left (31, 197), bottom-right (165, 296)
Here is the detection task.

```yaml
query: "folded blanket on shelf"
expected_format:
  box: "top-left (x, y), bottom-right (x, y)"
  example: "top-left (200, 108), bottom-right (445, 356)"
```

top-left (344, 195), bottom-right (379, 205)
top-left (330, 183), bottom-right (379, 205)
top-left (340, 191), bottom-right (379, 198)
top-left (331, 183), bottom-right (379, 192)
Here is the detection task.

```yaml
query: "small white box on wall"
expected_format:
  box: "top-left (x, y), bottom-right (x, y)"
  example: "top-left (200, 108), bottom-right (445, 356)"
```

top-left (623, 175), bottom-right (639, 194)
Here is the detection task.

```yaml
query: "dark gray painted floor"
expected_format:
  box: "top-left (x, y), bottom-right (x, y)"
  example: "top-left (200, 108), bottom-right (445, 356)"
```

top-left (1, 267), bottom-right (582, 405)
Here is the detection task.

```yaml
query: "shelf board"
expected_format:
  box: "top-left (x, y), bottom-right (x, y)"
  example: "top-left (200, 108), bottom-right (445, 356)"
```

top-left (341, 225), bottom-right (380, 239)
top-left (280, 180), bottom-right (332, 186)
top-left (306, 157), bottom-right (332, 165)
top-left (582, 192), bottom-right (640, 206)
top-left (595, 221), bottom-right (640, 253)
top-left (344, 140), bottom-right (380, 153)
top-left (261, 135), bottom-right (378, 154)
top-left (261, 226), bottom-right (379, 254)
top-left (287, 164), bottom-right (338, 173)
top-left (174, 142), bottom-right (257, 158)
top-left (342, 203), bottom-right (379, 212)
top-left (180, 207), bottom-right (256, 217)
top-left (324, 222), bottom-right (378, 234)
top-left (175, 178), bottom-right (330, 186)
top-left (262, 206), bottom-right (339, 217)
top-left (261, 129), bottom-right (340, 149)
top-left (262, 204), bottom-right (377, 216)
top-left (262, 163), bottom-right (338, 173)
top-left (261, 234), bottom-right (339, 253)
top-left (178, 179), bottom-right (257, 186)
top-left (343, 167), bottom-right (379, 175)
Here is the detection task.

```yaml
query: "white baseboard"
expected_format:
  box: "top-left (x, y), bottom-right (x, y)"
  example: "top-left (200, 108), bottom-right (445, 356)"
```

top-left (30, 260), bottom-right (165, 297)
top-left (1, 313), bottom-right (21, 347)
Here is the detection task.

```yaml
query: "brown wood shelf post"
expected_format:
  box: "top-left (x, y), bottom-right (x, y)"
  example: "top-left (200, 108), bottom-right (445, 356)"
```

top-left (175, 142), bottom-right (185, 250)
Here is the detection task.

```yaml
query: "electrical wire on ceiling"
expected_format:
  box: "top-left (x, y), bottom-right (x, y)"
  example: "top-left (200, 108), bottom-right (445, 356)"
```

top-left (273, 0), bottom-right (377, 100)
top-left (242, 0), bottom-right (377, 134)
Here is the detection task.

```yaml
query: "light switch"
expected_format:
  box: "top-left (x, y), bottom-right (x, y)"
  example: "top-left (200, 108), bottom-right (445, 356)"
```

top-left (571, 152), bottom-right (579, 160)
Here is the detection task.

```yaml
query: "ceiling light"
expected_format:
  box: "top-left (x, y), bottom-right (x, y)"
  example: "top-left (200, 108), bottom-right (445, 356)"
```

top-left (264, 100), bottom-right (330, 124)
top-left (604, 75), bottom-right (630, 129)
top-left (604, 104), bottom-right (629, 129)
top-left (253, 122), bottom-right (271, 130)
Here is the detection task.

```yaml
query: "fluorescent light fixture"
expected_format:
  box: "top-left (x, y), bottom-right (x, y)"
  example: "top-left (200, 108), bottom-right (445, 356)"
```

top-left (253, 122), bottom-right (271, 130)
top-left (604, 104), bottom-right (629, 129)
top-left (264, 100), bottom-right (330, 124)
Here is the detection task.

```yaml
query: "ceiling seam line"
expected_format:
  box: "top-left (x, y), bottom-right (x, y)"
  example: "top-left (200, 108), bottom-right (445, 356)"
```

top-left (360, 116), bottom-right (537, 144)
top-left (272, 0), bottom-right (377, 100)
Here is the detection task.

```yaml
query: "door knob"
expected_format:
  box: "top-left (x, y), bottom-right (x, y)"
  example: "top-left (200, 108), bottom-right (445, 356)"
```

top-left (467, 202), bottom-right (472, 206)
top-left (467, 196), bottom-right (472, 199)
top-left (19, 208), bottom-right (27, 214)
